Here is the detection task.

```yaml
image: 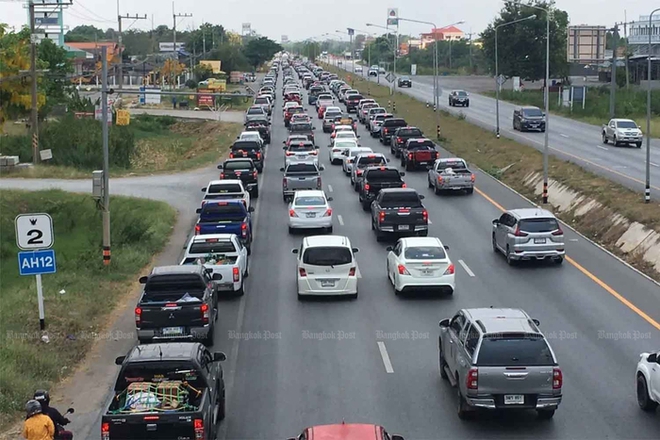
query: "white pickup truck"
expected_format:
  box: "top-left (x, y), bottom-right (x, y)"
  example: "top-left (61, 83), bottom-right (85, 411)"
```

top-left (201, 179), bottom-right (251, 209)
top-left (602, 118), bottom-right (643, 148)
top-left (180, 234), bottom-right (249, 296)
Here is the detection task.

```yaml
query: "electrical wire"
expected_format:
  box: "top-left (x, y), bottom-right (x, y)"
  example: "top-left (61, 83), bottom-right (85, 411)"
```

top-left (73, 0), bottom-right (115, 23)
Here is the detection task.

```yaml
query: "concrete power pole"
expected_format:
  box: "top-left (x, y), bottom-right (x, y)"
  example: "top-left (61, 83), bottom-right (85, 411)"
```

top-left (466, 32), bottom-right (474, 72)
top-left (172, 3), bottom-right (192, 90)
top-left (101, 46), bottom-right (112, 265)
top-left (609, 24), bottom-right (619, 119)
top-left (117, 12), bottom-right (148, 90)
top-left (29, 0), bottom-right (39, 165)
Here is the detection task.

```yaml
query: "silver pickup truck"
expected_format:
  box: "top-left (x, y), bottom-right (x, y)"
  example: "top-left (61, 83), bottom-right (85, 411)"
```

top-left (439, 308), bottom-right (562, 420)
top-left (280, 161), bottom-right (325, 202)
top-left (602, 118), bottom-right (643, 148)
top-left (427, 158), bottom-right (475, 195)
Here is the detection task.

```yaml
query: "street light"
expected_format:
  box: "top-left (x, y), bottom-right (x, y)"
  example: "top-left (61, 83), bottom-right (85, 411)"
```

top-left (646, 8), bottom-right (659, 203)
top-left (350, 28), bottom-right (377, 77)
top-left (366, 22), bottom-right (398, 94)
top-left (495, 15), bottom-right (536, 141)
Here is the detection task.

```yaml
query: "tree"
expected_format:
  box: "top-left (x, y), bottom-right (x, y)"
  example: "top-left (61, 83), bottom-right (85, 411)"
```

top-left (208, 44), bottom-right (249, 72)
top-left (243, 37), bottom-right (282, 69)
top-left (160, 59), bottom-right (185, 78)
top-left (37, 38), bottom-right (73, 110)
top-left (193, 64), bottom-right (213, 82)
top-left (480, 0), bottom-right (569, 82)
top-left (186, 23), bottom-right (226, 56)
top-left (64, 25), bottom-right (105, 42)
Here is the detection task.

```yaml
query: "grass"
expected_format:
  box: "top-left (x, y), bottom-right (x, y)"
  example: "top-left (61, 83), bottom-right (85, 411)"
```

top-left (2, 119), bottom-right (242, 179)
top-left (324, 63), bottom-right (660, 281)
top-left (483, 88), bottom-right (660, 138)
top-left (0, 189), bottom-right (176, 427)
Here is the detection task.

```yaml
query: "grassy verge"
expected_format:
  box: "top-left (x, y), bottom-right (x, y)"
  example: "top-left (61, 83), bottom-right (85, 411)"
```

top-left (482, 88), bottom-right (660, 138)
top-left (0, 189), bottom-right (176, 427)
top-left (324, 63), bottom-right (660, 280)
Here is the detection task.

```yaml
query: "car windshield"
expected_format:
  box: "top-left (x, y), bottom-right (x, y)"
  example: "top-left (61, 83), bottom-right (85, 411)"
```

top-left (456, 91), bottom-right (467, 96)
top-left (247, 108), bottom-right (264, 114)
top-left (404, 246), bottom-right (446, 260)
top-left (518, 218), bottom-right (560, 233)
top-left (189, 240), bottom-right (237, 254)
top-left (357, 156), bottom-right (386, 166)
top-left (240, 133), bottom-right (259, 139)
top-left (286, 163), bottom-right (318, 174)
top-left (208, 183), bottom-right (242, 193)
top-left (398, 128), bottom-right (423, 137)
top-left (400, 76), bottom-right (410, 80)
top-left (370, 108), bottom-right (386, 114)
top-left (477, 336), bottom-right (555, 367)
top-left (617, 121), bottom-right (637, 128)
top-left (290, 124), bottom-right (312, 131)
top-left (380, 192), bottom-right (422, 207)
top-left (303, 246), bottom-right (352, 266)
top-left (288, 136), bottom-right (308, 143)
top-left (366, 170), bottom-right (401, 182)
top-left (523, 108), bottom-right (543, 117)
top-left (295, 196), bottom-right (325, 206)
top-left (223, 161), bottom-right (253, 170)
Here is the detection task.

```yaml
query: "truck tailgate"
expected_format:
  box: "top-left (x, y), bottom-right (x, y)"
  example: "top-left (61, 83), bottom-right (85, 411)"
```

top-left (412, 150), bottom-right (434, 162)
top-left (197, 221), bottom-right (242, 235)
top-left (139, 301), bottom-right (205, 330)
top-left (440, 170), bottom-right (473, 188)
top-left (384, 207), bottom-right (425, 225)
top-left (104, 412), bottom-right (201, 440)
top-left (476, 366), bottom-right (556, 406)
top-left (286, 174), bottom-right (319, 189)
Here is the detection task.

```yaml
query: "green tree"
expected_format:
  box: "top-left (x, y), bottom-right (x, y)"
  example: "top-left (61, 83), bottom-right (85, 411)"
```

top-left (37, 38), bottom-right (73, 111)
top-left (185, 23), bottom-right (226, 56)
top-left (480, 0), bottom-right (569, 82)
top-left (243, 37), bottom-right (282, 69)
top-left (208, 44), bottom-right (249, 72)
top-left (64, 25), bottom-right (105, 42)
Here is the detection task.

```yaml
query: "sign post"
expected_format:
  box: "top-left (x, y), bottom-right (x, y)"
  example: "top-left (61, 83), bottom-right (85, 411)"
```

top-left (15, 213), bottom-right (56, 331)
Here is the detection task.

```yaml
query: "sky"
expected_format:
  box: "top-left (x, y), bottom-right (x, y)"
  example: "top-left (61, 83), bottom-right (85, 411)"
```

top-left (1, 0), bottom-right (654, 42)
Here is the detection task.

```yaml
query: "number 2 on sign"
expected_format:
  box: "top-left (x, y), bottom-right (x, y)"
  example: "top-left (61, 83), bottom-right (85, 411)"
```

top-left (27, 229), bottom-right (44, 245)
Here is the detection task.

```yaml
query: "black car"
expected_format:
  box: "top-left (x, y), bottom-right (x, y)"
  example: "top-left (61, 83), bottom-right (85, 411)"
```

top-left (230, 140), bottom-right (264, 172)
top-left (379, 118), bottom-right (408, 144)
top-left (390, 126), bottom-right (424, 157)
top-left (288, 121), bottom-right (316, 146)
top-left (245, 119), bottom-right (271, 144)
top-left (218, 158), bottom-right (259, 197)
top-left (513, 106), bottom-right (546, 132)
top-left (448, 90), bottom-right (469, 107)
top-left (371, 188), bottom-right (428, 241)
top-left (358, 166), bottom-right (406, 211)
top-left (397, 76), bottom-right (412, 88)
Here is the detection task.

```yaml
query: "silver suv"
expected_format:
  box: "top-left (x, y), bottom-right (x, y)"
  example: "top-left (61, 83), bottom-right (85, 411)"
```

top-left (439, 308), bottom-right (562, 419)
top-left (491, 208), bottom-right (565, 265)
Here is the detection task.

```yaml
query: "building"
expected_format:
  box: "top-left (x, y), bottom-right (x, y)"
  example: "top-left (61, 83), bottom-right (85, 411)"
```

top-left (627, 15), bottom-right (660, 56)
top-left (567, 25), bottom-right (606, 64)
top-left (420, 26), bottom-right (465, 49)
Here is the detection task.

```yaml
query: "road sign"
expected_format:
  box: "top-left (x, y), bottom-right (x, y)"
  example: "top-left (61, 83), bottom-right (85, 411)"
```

top-left (387, 8), bottom-right (398, 26)
top-left (497, 74), bottom-right (506, 85)
top-left (116, 110), bottom-right (130, 125)
top-left (15, 213), bottom-right (54, 250)
top-left (385, 72), bottom-right (395, 83)
top-left (18, 249), bottom-right (57, 276)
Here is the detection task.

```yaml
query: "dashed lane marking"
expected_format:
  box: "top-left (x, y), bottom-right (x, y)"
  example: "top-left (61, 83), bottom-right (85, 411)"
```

top-left (338, 214), bottom-right (344, 225)
top-left (458, 259), bottom-right (475, 277)
top-left (377, 341), bottom-right (394, 373)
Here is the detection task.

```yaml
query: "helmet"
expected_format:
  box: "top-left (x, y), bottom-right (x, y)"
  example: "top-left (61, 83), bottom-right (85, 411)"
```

top-left (34, 390), bottom-right (50, 405)
top-left (25, 400), bottom-right (42, 417)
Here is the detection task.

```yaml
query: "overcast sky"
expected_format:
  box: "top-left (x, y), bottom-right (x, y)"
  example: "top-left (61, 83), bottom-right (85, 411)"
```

top-left (1, 0), bottom-right (654, 41)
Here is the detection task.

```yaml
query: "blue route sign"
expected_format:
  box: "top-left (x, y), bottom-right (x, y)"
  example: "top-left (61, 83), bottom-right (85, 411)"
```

top-left (18, 249), bottom-right (57, 276)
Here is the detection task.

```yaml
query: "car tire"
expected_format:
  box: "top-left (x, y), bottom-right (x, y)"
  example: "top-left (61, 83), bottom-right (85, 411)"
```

top-left (235, 280), bottom-right (245, 297)
top-left (492, 234), bottom-right (498, 253)
top-left (439, 347), bottom-right (449, 379)
top-left (465, 103), bottom-right (469, 108)
top-left (217, 385), bottom-right (226, 422)
top-left (252, 187), bottom-right (259, 199)
top-left (326, 226), bottom-right (333, 234)
top-left (602, 132), bottom-right (608, 144)
top-left (288, 226), bottom-right (294, 234)
top-left (428, 177), bottom-right (433, 188)
top-left (243, 260), bottom-right (249, 278)
top-left (636, 142), bottom-right (642, 148)
top-left (283, 194), bottom-right (288, 202)
top-left (362, 201), bottom-right (370, 211)
top-left (297, 292), bottom-right (305, 301)
top-left (204, 324), bottom-right (215, 346)
top-left (466, 188), bottom-right (474, 194)
top-left (371, 218), bottom-right (375, 230)
top-left (613, 135), bottom-right (619, 147)
top-left (506, 246), bottom-right (515, 266)
top-left (434, 185), bottom-right (441, 195)
top-left (537, 409), bottom-right (555, 419)
top-left (554, 256), bottom-right (564, 265)
top-left (457, 388), bottom-right (471, 420)
top-left (637, 374), bottom-right (658, 411)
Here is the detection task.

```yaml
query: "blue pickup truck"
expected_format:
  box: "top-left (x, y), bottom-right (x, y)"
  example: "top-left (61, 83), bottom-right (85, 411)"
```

top-left (195, 200), bottom-right (254, 255)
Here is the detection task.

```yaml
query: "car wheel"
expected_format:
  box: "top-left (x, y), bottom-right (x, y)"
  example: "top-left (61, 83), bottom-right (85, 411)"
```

top-left (492, 234), bottom-right (498, 253)
top-left (613, 135), bottom-right (619, 147)
top-left (362, 202), bottom-right (370, 212)
top-left (326, 225), bottom-right (333, 234)
top-left (418, 230), bottom-right (428, 237)
top-left (554, 256), bottom-right (564, 265)
top-left (506, 246), bottom-right (515, 265)
top-left (466, 188), bottom-right (474, 195)
top-left (283, 194), bottom-right (288, 202)
top-left (252, 187), bottom-right (259, 199)
top-left (243, 260), bottom-right (249, 278)
top-left (354, 182), bottom-right (359, 192)
top-left (216, 385), bottom-right (226, 422)
top-left (637, 374), bottom-right (658, 411)
top-left (428, 177), bottom-right (433, 188)
top-left (371, 218), bottom-right (375, 230)
top-left (204, 324), bottom-right (215, 346)
top-left (349, 291), bottom-right (358, 300)
top-left (465, 103), bottom-right (469, 108)
top-left (288, 226), bottom-right (294, 234)
top-left (439, 346), bottom-right (449, 379)
top-left (636, 142), bottom-right (642, 148)
top-left (537, 409), bottom-right (555, 419)
top-left (457, 388), bottom-right (472, 420)
top-left (297, 292), bottom-right (305, 301)
top-left (434, 184), bottom-right (441, 195)
top-left (602, 132), bottom-right (608, 144)
top-left (235, 280), bottom-right (245, 297)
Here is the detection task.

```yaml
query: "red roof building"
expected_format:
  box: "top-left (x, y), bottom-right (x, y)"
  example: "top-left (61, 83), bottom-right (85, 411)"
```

top-left (420, 25), bottom-right (465, 48)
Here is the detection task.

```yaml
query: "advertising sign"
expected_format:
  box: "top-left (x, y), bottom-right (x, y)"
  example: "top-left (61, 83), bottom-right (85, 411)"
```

top-left (116, 110), bottom-right (130, 126)
top-left (158, 42), bottom-right (185, 52)
top-left (387, 8), bottom-right (398, 26)
top-left (197, 89), bottom-right (214, 107)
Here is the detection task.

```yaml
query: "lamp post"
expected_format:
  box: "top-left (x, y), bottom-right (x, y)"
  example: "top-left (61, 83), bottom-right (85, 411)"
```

top-left (366, 22), bottom-right (397, 94)
top-left (646, 9), bottom-right (660, 203)
top-left (335, 30), bottom-right (353, 71)
top-left (495, 15), bottom-right (536, 141)
top-left (351, 28), bottom-right (377, 77)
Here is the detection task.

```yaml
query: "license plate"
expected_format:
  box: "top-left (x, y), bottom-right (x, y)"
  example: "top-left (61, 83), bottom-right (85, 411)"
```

top-left (306, 212), bottom-right (316, 218)
top-left (419, 162), bottom-right (427, 165)
top-left (320, 280), bottom-right (336, 287)
top-left (162, 327), bottom-right (184, 336)
top-left (504, 395), bottom-right (524, 405)
top-left (299, 155), bottom-right (307, 159)
top-left (534, 238), bottom-right (546, 244)
top-left (420, 270), bottom-right (434, 276)
top-left (398, 225), bottom-right (410, 231)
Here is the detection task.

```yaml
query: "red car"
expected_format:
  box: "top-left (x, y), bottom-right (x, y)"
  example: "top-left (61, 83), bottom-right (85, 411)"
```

top-left (318, 106), bottom-right (328, 119)
top-left (288, 423), bottom-right (404, 440)
top-left (284, 92), bottom-right (302, 104)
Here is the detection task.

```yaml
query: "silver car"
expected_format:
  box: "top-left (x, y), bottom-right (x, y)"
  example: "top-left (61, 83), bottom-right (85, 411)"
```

top-left (284, 141), bottom-right (319, 167)
top-left (491, 208), bottom-right (565, 265)
top-left (281, 162), bottom-right (325, 202)
top-left (288, 190), bottom-right (334, 234)
top-left (341, 146), bottom-right (373, 175)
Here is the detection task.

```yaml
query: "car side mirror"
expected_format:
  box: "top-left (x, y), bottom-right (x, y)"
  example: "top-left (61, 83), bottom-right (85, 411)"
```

top-left (196, 208), bottom-right (202, 214)
top-left (444, 245), bottom-right (449, 250)
top-left (312, 127), bottom-right (316, 130)
top-left (205, 268), bottom-right (213, 275)
top-left (201, 187), bottom-right (206, 192)
top-left (357, 135), bottom-right (361, 138)
top-left (213, 352), bottom-right (227, 362)
top-left (386, 246), bottom-right (393, 251)
top-left (66, 408), bottom-right (75, 414)
top-left (319, 165), bottom-right (325, 171)
top-left (439, 319), bottom-right (450, 328)
top-left (419, 195), bottom-right (425, 200)
top-left (291, 248), bottom-right (299, 254)
top-left (391, 435), bottom-right (405, 440)
top-left (532, 319), bottom-right (540, 326)
top-left (115, 356), bottom-right (126, 365)
top-left (249, 207), bottom-right (255, 212)
top-left (283, 146), bottom-right (288, 149)
top-left (327, 197), bottom-right (334, 201)
top-left (399, 171), bottom-right (405, 176)
top-left (217, 164), bottom-right (223, 170)
top-left (386, 158), bottom-right (391, 162)
top-left (139, 276), bottom-right (148, 284)
top-left (492, 219), bottom-right (499, 225)
top-left (352, 247), bottom-right (359, 253)
top-left (283, 141), bottom-right (286, 144)
top-left (280, 167), bottom-right (285, 172)
top-left (212, 273), bottom-right (223, 280)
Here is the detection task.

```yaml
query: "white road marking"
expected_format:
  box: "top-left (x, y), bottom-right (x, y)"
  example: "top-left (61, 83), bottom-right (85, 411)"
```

top-left (338, 214), bottom-right (344, 225)
top-left (569, 239), bottom-right (579, 242)
top-left (328, 184), bottom-right (333, 192)
top-left (651, 162), bottom-right (659, 168)
top-left (612, 165), bottom-right (628, 169)
top-left (428, 219), bottom-right (432, 224)
top-left (596, 145), bottom-right (609, 151)
top-left (560, 134), bottom-right (569, 138)
top-left (458, 259), bottom-right (475, 277)
top-left (377, 341), bottom-right (394, 373)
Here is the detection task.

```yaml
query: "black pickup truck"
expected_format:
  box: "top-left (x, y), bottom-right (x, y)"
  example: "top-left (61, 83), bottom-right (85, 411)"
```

top-left (102, 342), bottom-right (226, 440)
top-left (370, 188), bottom-right (428, 241)
top-left (217, 158), bottom-right (259, 198)
top-left (379, 118), bottom-right (408, 145)
top-left (245, 118), bottom-right (271, 144)
top-left (358, 166), bottom-right (406, 211)
top-left (390, 126), bottom-right (424, 157)
top-left (345, 94), bottom-right (364, 113)
top-left (135, 265), bottom-right (219, 346)
top-left (400, 138), bottom-right (439, 171)
top-left (229, 140), bottom-right (264, 172)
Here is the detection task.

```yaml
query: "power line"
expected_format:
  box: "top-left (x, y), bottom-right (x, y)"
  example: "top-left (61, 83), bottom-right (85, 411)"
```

top-left (74, 0), bottom-right (115, 23)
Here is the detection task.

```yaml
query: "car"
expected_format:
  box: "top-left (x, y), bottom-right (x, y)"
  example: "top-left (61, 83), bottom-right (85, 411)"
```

top-left (284, 104), bottom-right (305, 127)
top-left (308, 85), bottom-right (325, 105)
top-left (513, 106), bottom-right (546, 132)
top-left (195, 200), bottom-right (254, 254)
top-left (329, 139), bottom-right (359, 165)
top-left (397, 76), bottom-right (412, 87)
top-left (355, 66), bottom-right (363, 73)
top-left (230, 140), bottom-right (264, 172)
top-left (322, 113), bottom-right (341, 133)
top-left (345, 93), bottom-right (365, 113)
top-left (369, 113), bottom-right (394, 136)
top-left (288, 121), bottom-right (316, 145)
top-left (253, 95), bottom-right (272, 115)
top-left (448, 90), bottom-right (469, 107)
top-left (400, 138), bottom-right (439, 171)
top-left (358, 166), bottom-right (406, 209)
top-left (438, 308), bottom-right (562, 419)
top-left (332, 129), bottom-right (359, 148)
top-left (284, 141), bottom-right (318, 167)
top-left (368, 68), bottom-right (379, 77)
top-left (602, 118), bottom-right (643, 147)
top-left (351, 153), bottom-right (389, 189)
top-left (201, 179), bottom-right (251, 207)
top-left (284, 134), bottom-right (310, 147)
top-left (390, 126), bottom-right (424, 157)
top-left (237, 131), bottom-right (264, 148)
top-left (217, 158), bottom-right (259, 197)
top-left (291, 235), bottom-right (359, 300)
top-left (341, 146), bottom-right (373, 175)
top-left (244, 119), bottom-right (271, 144)
top-left (288, 190), bottom-right (334, 234)
top-left (358, 101), bottom-right (378, 123)
top-left (245, 105), bottom-right (268, 124)
top-left (386, 237), bottom-right (453, 295)
top-left (290, 113), bottom-right (312, 124)
top-left (332, 115), bottom-right (358, 132)
top-left (288, 423), bottom-right (405, 440)
top-left (636, 349), bottom-right (660, 411)
top-left (366, 107), bottom-right (387, 127)
top-left (380, 118), bottom-right (408, 144)
top-left (492, 208), bottom-right (565, 265)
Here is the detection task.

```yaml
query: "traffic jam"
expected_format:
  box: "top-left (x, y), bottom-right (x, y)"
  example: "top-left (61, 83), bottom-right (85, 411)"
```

top-left (98, 53), bottom-right (660, 440)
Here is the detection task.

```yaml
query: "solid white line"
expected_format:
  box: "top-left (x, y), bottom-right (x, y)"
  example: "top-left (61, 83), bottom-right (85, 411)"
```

top-left (651, 162), bottom-right (659, 168)
top-left (569, 239), bottom-right (579, 242)
top-left (428, 219), bottom-right (432, 224)
top-left (596, 145), bottom-right (609, 151)
top-left (377, 341), bottom-right (394, 373)
top-left (458, 259), bottom-right (475, 277)
top-left (560, 134), bottom-right (569, 138)
top-left (328, 184), bottom-right (333, 192)
top-left (337, 214), bottom-right (344, 225)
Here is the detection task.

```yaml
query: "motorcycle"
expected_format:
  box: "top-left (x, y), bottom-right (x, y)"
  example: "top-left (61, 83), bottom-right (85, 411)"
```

top-left (55, 407), bottom-right (74, 440)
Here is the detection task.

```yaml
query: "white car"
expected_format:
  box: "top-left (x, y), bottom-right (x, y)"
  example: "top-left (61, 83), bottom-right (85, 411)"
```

top-left (331, 129), bottom-right (358, 147)
top-left (342, 146), bottom-right (373, 174)
top-left (386, 237), bottom-right (455, 296)
top-left (288, 190), bottom-right (334, 234)
top-left (201, 179), bottom-right (251, 207)
top-left (284, 142), bottom-right (319, 167)
top-left (238, 131), bottom-right (264, 146)
top-left (636, 350), bottom-right (660, 411)
top-left (292, 235), bottom-right (359, 300)
top-left (329, 139), bottom-right (359, 165)
top-left (355, 66), bottom-right (363, 73)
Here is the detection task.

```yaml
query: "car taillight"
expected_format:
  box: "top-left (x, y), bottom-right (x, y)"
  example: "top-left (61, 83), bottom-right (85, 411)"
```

top-left (408, 153), bottom-right (413, 160)
top-left (253, 171), bottom-right (258, 178)
top-left (331, 124), bottom-right (335, 130)
top-left (299, 267), bottom-right (307, 277)
top-left (233, 266), bottom-right (240, 282)
top-left (286, 152), bottom-right (294, 156)
top-left (348, 267), bottom-right (356, 276)
top-left (401, 183), bottom-right (407, 188)
top-left (437, 176), bottom-right (444, 183)
top-left (514, 225), bottom-right (528, 237)
top-left (397, 264), bottom-right (410, 275)
top-left (220, 172), bottom-right (225, 179)
top-left (134, 307), bottom-right (141, 326)
top-left (257, 152), bottom-right (262, 159)
top-left (201, 303), bottom-right (210, 324)
top-left (194, 418), bottom-right (204, 440)
top-left (378, 211), bottom-right (385, 222)
top-left (310, 150), bottom-right (317, 155)
top-left (444, 263), bottom-right (455, 275)
top-left (470, 173), bottom-right (475, 182)
top-left (553, 368), bottom-right (562, 389)
top-left (551, 227), bottom-right (563, 236)
top-left (241, 222), bottom-right (247, 237)
top-left (467, 368), bottom-right (478, 389)
top-left (422, 209), bottom-right (428, 222)
top-left (289, 209), bottom-right (297, 217)
top-left (397, 137), bottom-right (402, 143)
top-left (101, 422), bottom-right (110, 440)
top-left (356, 170), bottom-right (363, 175)
top-left (384, 128), bottom-right (389, 133)
top-left (333, 148), bottom-right (341, 152)
top-left (229, 153), bottom-right (234, 158)
top-left (194, 224), bottom-right (201, 235)
top-left (323, 208), bottom-right (332, 217)
top-left (364, 183), bottom-right (370, 191)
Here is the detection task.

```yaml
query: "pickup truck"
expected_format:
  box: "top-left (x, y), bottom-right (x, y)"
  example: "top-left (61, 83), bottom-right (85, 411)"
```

top-left (217, 159), bottom-right (259, 198)
top-left (102, 342), bottom-right (226, 440)
top-left (380, 118), bottom-right (408, 145)
top-left (284, 141), bottom-right (319, 167)
top-left (602, 118), bottom-right (643, 148)
top-left (195, 200), bottom-right (254, 255)
top-left (284, 105), bottom-right (305, 127)
top-left (371, 188), bottom-right (428, 241)
top-left (358, 102), bottom-right (379, 124)
top-left (135, 265), bottom-right (219, 345)
top-left (308, 85), bottom-right (325, 105)
top-left (369, 113), bottom-right (394, 137)
top-left (202, 180), bottom-right (251, 206)
top-left (229, 140), bottom-right (264, 172)
top-left (288, 121), bottom-right (316, 146)
top-left (351, 153), bottom-right (389, 190)
top-left (390, 126), bottom-right (424, 157)
top-left (400, 138), bottom-right (439, 171)
top-left (427, 158), bottom-right (475, 195)
top-left (281, 162), bottom-right (325, 202)
top-left (345, 94), bottom-right (364, 113)
top-left (181, 233), bottom-right (249, 296)
top-left (358, 166), bottom-right (406, 211)
top-left (245, 118), bottom-right (271, 144)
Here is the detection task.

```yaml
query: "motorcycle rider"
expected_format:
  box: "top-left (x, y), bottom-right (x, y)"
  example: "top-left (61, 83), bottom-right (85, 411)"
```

top-left (33, 390), bottom-right (72, 440)
top-left (22, 399), bottom-right (54, 440)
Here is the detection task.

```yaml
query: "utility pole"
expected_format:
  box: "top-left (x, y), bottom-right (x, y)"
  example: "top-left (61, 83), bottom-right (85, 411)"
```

top-left (609, 23), bottom-right (619, 118)
top-left (466, 32), bottom-right (474, 72)
top-left (172, 2), bottom-right (192, 90)
top-left (202, 28), bottom-right (206, 58)
top-left (29, 0), bottom-right (39, 165)
top-left (101, 46), bottom-right (112, 265)
top-left (624, 11), bottom-right (630, 89)
top-left (117, 11), bottom-right (148, 90)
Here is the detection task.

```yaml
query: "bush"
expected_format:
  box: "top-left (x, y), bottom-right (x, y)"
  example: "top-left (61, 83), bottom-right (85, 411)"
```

top-left (130, 114), bottom-right (177, 133)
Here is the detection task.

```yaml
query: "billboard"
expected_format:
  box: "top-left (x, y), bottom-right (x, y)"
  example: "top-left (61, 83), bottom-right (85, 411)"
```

top-left (35, 15), bottom-right (59, 26)
top-left (199, 60), bottom-right (222, 73)
top-left (281, 35), bottom-right (289, 43)
top-left (197, 89), bottom-right (214, 107)
top-left (387, 8), bottom-right (398, 26)
top-left (159, 42), bottom-right (185, 52)
top-left (242, 23), bottom-right (251, 35)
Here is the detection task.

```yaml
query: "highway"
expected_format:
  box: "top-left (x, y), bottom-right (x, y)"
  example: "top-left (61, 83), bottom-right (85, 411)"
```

top-left (334, 60), bottom-right (660, 198)
top-left (2, 68), bottom-right (660, 439)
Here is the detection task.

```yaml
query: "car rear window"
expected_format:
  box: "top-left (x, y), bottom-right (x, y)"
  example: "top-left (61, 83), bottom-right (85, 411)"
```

top-left (286, 163), bottom-right (318, 173)
top-left (477, 336), bottom-right (555, 367)
top-left (303, 246), bottom-right (352, 266)
top-left (247, 108), bottom-right (264, 114)
top-left (144, 275), bottom-right (206, 294)
top-left (290, 123), bottom-right (312, 131)
top-left (398, 128), bottom-right (423, 137)
top-left (208, 183), bottom-right (242, 193)
top-left (350, 95), bottom-right (364, 101)
top-left (189, 240), bottom-right (237, 254)
top-left (438, 160), bottom-right (468, 170)
top-left (254, 98), bottom-right (269, 104)
top-left (289, 107), bottom-right (304, 114)
top-left (232, 142), bottom-right (260, 151)
top-left (223, 161), bottom-right (253, 170)
top-left (384, 119), bottom-right (407, 127)
top-left (407, 141), bottom-right (435, 150)
top-left (380, 191), bottom-right (422, 207)
top-left (200, 203), bottom-right (245, 218)
top-left (357, 156), bottom-right (387, 167)
top-left (404, 246), bottom-right (446, 260)
top-left (295, 196), bottom-right (325, 206)
top-left (289, 144), bottom-right (314, 152)
top-left (518, 218), bottom-right (560, 233)
top-left (366, 169), bottom-right (402, 182)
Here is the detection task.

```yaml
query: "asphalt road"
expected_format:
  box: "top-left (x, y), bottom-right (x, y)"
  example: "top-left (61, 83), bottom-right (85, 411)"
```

top-left (334, 60), bottom-right (660, 198)
top-left (2, 72), bottom-right (660, 439)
